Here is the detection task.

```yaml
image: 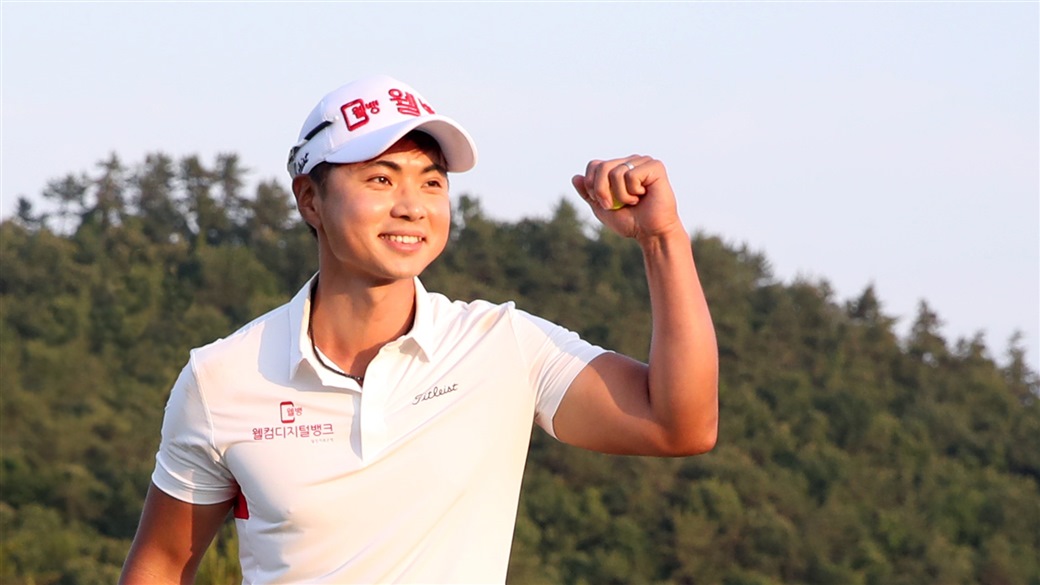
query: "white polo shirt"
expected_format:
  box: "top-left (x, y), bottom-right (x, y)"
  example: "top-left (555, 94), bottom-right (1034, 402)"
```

top-left (152, 276), bottom-right (605, 584)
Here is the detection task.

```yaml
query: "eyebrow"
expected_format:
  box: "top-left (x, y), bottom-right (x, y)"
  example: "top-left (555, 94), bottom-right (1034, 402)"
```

top-left (361, 160), bottom-right (448, 176)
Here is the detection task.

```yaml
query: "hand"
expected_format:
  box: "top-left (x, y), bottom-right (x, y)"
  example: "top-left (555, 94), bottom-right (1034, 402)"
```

top-left (571, 156), bottom-right (683, 242)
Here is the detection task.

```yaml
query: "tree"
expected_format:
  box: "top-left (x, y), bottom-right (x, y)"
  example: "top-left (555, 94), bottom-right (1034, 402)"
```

top-left (14, 197), bottom-right (46, 231)
top-left (133, 153), bottom-right (187, 244)
top-left (41, 173), bottom-right (88, 233)
top-left (84, 153), bottom-right (128, 231)
top-left (908, 300), bottom-right (948, 366)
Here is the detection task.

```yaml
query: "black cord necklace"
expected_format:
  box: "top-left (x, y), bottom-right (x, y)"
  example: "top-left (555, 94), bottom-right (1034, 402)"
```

top-left (309, 327), bottom-right (365, 385)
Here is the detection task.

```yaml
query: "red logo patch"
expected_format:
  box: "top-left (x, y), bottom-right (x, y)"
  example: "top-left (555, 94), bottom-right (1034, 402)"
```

top-left (280, 401), bottom-right (296, 424)
top-left (342, 99), bottom-right (380, 131)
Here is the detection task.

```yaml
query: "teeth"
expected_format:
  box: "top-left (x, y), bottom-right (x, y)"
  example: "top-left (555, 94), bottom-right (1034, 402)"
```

top-left (384, 235), bottom-right (422, 244)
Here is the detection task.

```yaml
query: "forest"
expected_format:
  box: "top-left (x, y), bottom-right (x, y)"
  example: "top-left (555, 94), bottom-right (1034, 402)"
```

top-left (1, 152), bottom-right (1038, 585)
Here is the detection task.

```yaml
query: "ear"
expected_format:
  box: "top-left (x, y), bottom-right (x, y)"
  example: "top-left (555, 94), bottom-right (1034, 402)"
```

top-left (292, 175), bottom-right (322, 234)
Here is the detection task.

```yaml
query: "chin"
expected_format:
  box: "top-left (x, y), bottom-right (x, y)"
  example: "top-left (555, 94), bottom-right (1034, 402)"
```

top-left (375, 263), bottom-right (432, 283)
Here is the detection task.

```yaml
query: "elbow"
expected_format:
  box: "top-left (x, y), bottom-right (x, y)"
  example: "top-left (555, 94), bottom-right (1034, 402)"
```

top-left (666, 393), bottom-right (719, 457)
top-left (680, 426), bottom-right (718, 457)
top-left (696, 424), bottom-right (719, 454)
top-left (693, 422), bottom-right (719, 455)
top-left (660, 418), bottom-right (718, 457)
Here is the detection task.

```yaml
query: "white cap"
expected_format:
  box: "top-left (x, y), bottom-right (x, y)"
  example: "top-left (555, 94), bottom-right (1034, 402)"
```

top-left (287, 75), bottom-right (477, 178)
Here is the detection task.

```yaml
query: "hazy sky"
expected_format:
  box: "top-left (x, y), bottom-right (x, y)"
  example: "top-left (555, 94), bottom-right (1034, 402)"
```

top-left (2, 2), bottom-right (1037, 369)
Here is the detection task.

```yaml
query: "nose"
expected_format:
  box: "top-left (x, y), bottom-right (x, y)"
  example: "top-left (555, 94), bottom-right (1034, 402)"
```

top-left (390, 182), bottom-right (426, 221)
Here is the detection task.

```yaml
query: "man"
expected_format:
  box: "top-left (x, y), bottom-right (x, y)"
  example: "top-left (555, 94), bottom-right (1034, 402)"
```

top-left (120, 74), bottom-right (718, 584)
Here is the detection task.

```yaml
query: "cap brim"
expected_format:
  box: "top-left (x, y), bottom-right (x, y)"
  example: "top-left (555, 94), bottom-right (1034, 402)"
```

top-left (323, 115), bottom-right (477, 173)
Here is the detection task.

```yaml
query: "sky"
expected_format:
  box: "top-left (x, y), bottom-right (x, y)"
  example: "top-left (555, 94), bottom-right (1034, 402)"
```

top-left (2, 2), bottom-right (1037, 370)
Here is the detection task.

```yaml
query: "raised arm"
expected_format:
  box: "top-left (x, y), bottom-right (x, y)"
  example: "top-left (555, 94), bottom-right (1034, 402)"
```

top-left (119, 483), bottom-right (233, 585)
top-left (551, 156), bottom-right (719, 456)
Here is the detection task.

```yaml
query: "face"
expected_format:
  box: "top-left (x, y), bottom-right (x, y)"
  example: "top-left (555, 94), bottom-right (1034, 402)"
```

top-left (294, 137), bottom-right (451, 286)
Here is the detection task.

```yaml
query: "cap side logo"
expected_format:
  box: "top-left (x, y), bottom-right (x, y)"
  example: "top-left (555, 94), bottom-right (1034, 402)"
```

top-left (294, 153), bottom-right (309, 175)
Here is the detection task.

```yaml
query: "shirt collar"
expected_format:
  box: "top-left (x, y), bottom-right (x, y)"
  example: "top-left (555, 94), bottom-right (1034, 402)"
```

top-left (288, 274), bottom-right (435, 382)
top-left (406, 277), bottom-right (436, 360)
top-left (288, 273), bottom-right (319, 383)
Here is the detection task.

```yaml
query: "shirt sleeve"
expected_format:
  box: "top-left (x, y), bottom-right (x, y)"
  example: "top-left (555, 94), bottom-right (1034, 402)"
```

top-left (151, 357), bottom-right (238, 504)
top-left (512, 309), bottom-right (608, 439)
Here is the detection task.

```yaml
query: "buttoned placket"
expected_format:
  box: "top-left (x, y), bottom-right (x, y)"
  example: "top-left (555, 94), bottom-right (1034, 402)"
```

top-left (293, 276), bottom-right (434, 463)
top-left (356, 341), bottom-right (400, 462)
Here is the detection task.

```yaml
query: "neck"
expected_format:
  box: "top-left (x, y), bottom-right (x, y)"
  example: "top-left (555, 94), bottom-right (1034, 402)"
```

top-left (308, 274), bottom-right (417, 378)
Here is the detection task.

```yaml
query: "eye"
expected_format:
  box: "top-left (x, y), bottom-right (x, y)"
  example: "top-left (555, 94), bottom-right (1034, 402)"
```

top-left (425, 178), bottom-right (445, 189)
top-left (369, 175), bottom-right (391, 186)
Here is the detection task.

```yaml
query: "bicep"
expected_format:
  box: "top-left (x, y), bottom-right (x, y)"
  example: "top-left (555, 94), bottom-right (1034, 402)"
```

top-left (120, 483), bottom-right (234, 585)
top-left (552, 352), bottom-right (673, 455)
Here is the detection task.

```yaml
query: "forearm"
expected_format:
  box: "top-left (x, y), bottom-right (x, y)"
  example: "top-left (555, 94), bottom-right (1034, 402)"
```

top-left (640, 226), bottom-right (719, 453)
top-left (119, 561), bottom-right (186, 585)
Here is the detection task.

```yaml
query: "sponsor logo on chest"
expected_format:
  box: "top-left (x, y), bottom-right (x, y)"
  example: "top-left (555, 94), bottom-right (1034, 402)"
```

top-left (412, 383), bottom-right (459, 406)
top-left (252, 401), bottom-right (335, 443)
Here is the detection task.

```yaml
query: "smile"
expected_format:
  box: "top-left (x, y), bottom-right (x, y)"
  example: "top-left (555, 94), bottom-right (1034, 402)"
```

top-left (382, 234), bottom-right (424, 244)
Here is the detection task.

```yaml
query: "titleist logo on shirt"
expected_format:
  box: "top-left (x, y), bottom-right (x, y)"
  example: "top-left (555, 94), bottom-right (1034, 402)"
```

top-left (412, 383), bottom-right (459, 405)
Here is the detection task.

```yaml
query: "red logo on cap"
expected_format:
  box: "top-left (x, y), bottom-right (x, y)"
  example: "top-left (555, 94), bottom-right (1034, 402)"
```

top-left (389, 89), bottom-right (431, 117)
top-left (342, 99), bottom-right (381, 131)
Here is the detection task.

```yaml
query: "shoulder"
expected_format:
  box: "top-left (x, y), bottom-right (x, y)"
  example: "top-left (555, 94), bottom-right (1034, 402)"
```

top-left (423, 290), bottom-right (582, 348)
top-left (189, 301), bottom-right (293, 372)
top-left (425, 290), bottom-right (520, 327)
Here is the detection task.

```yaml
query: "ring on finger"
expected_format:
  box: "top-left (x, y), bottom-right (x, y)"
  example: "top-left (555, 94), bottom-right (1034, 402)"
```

top-left (623, 161), bottom-right (635, 171)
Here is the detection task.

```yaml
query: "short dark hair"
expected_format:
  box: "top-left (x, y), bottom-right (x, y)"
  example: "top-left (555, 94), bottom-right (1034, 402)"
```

top-left (398, 130), bottom-right (445, 165)
top-left (301, 130), bottom-right (446, 238)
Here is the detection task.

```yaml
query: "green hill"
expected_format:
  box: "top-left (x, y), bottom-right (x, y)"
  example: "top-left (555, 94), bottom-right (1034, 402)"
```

top-left (1, 153), bottom-right (1037, 584)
